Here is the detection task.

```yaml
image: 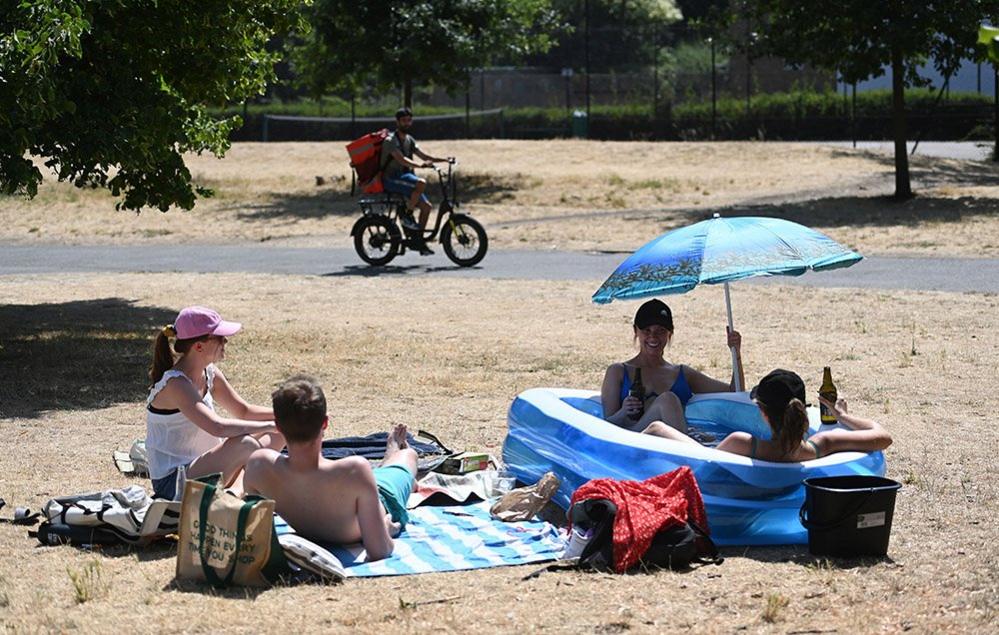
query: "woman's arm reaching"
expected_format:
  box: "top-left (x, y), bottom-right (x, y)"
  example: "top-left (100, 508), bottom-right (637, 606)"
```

top-left (211, 367), bottom-right (274, 421)
top-left (811, 397), bottom-right (892, 455)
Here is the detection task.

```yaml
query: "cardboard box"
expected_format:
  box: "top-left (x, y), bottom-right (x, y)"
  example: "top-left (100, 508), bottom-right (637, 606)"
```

top-left (437, 452), bottom-right (492, 475)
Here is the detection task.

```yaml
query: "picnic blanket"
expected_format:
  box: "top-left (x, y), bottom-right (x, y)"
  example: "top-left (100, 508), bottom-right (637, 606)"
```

top-left (274, 500), bottom-right (564, 577)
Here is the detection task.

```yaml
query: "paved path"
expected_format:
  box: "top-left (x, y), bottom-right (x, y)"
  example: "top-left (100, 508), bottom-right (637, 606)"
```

top-left (821, 140), bottom-right (993, 162)
top-left (2, 244), bottom-right (998, 293)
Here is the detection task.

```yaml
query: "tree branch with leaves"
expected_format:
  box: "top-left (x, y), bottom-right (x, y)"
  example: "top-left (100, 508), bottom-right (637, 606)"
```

top-left (0, 0), bottom-right (305, 211)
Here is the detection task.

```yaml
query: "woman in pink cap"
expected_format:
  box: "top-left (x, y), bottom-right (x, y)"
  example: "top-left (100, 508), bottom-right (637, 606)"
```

top-left (145, 306), bottom-right (285, 500)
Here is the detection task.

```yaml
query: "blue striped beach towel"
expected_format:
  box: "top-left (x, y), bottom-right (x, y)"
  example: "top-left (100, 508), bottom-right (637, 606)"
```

top-left (274, 501), bottom-right (565, 577)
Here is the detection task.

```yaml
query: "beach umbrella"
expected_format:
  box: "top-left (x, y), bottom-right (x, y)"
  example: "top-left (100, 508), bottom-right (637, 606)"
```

top-left (591, 213), bottom-right (862, 390)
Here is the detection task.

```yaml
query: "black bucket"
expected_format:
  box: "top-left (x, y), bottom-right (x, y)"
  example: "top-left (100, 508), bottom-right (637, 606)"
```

top-left (799, 475), bottom-right (902, 557)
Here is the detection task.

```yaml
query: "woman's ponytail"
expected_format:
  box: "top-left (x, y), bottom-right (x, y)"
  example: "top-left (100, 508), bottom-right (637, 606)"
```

top-left (149, 325), bottom-right (177, 385)
top-left (776, 398), bottom-right (809, 456)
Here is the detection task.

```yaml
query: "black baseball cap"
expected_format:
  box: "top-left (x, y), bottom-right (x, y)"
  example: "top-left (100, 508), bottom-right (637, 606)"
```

top-left (751, 369), bottom-right (806, 412)
top-left (634, 299), bottom-right (674, 330)
top-left (395, 107), bottom-right (413, 119)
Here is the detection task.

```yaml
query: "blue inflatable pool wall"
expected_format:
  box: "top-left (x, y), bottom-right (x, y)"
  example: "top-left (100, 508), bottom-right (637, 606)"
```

top-left (502, 388), bottom-right (885, 546)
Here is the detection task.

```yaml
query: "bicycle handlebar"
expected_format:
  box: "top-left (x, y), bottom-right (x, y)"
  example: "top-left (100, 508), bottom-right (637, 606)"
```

top-left (418, 158), bottom-right (456, 169)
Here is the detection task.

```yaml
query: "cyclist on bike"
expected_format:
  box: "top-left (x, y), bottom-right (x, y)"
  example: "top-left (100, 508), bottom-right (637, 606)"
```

top-left (380, 107), bottom-right (450, 255)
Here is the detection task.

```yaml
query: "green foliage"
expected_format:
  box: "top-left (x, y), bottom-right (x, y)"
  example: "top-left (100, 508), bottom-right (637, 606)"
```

top-left (223, 88), bottom-right (989, 126)
top-left (750, 1), bottom-right (995, 84)
top-left (292, 0), bottom-right (563, 103)
top-left (519, 0), bottom-right (682, 70)
top-left (745, 0), bottom-right (999, 196)
top-left (0, 0), bottom-right (304, 211)
top-left (673, 88), bottom-right (992, 119)
top-left (979, 25), bottom-right (999, 63)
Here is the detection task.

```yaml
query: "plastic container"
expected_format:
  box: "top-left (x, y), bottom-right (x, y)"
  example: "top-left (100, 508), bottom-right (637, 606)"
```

top-left (503, 388), bottom-right (887, 546)
top-left (571, 110), bottom-right (588, 138)
top-left (563, 526), bottom-right (594, 560)
top-left (799, 475), bottom-right (902, 557)
top-left (492, 470), bottom-right (517, 496)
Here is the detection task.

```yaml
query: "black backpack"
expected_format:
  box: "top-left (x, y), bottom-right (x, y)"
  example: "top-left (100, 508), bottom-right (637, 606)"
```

top-left (570, 498), bottom-right (723, 572)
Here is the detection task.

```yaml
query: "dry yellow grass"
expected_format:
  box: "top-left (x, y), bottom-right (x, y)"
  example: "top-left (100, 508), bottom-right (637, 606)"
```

top-left (0, 272), bottom-right (996, 632)
top-left (2, 140), bottom-right (998, 256)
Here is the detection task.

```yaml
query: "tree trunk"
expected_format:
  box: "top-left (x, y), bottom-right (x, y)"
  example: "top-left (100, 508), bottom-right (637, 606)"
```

top-left (890, 45), bottom-right (912, 199)
top-left (404, 79), bottom-right (413, 109)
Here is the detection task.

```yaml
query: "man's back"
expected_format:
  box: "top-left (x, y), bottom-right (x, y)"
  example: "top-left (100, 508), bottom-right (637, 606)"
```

top-left (246, 451), bottom-right (374, 544)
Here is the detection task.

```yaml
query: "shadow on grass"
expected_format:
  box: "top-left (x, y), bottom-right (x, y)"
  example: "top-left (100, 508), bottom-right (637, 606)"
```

top-left (230, 172), bottom-right (520, 223)
top-left (321, 262), bottom-right (482, 277)
top-left (831, 146), bottom-right (999, 189)
top-left (46, 539), bottom-right (178, 561)
top-left (165, 571), bottom-right (337, 596)
top-left (721, 544), bottom-right (897, 569)
top-left (165, 577), bottom-right (269, 598)
top-left (728, 194), bottom-right (999, 231)
top-left (0, 298), bottom-right (174, 419)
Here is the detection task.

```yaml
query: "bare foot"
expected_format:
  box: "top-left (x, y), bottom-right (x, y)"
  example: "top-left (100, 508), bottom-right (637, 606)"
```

top-left (386, 423), bottom-right (409, 455)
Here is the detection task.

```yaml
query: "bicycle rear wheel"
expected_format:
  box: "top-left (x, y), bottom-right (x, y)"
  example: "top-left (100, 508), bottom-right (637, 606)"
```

top-left (353, 215), bottom-right (401, 266)
top-left (441, 214), bottom-right (488, 267)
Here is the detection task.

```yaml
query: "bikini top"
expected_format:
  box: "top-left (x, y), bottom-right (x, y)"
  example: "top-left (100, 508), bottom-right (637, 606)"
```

top-left (619, 364), bottom-right (694, 407)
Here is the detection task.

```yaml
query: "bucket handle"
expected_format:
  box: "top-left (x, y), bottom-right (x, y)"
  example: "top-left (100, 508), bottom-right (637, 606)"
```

top-left (799, 489), bottom-right (876, 532)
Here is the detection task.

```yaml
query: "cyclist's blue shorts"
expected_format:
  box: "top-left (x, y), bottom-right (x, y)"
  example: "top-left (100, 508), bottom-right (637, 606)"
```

top-left (383, 172), bottom-right (429, 205)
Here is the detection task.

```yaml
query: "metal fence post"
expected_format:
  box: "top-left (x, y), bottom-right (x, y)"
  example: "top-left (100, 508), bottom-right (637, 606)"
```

top-left (710, 37), bottom-right (717, 139)
top-left (584, 0), bottom-right (591, 123)
top-left (465, 79), bottom-right (471, 138)
top-left (852, 82), bottom-right (857, 148)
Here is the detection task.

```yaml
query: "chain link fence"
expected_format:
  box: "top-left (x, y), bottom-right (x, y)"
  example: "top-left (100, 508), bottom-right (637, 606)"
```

top-left (234, 25), bottom-right (994, 142)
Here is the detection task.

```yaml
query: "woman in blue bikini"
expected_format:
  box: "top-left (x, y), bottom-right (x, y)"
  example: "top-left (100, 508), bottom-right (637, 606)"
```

top-left (601, 298), bottom-right (744, 438)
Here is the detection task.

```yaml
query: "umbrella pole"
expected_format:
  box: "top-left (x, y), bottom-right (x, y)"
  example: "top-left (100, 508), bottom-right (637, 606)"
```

top-left (724, 282), bottom-right (742, 391)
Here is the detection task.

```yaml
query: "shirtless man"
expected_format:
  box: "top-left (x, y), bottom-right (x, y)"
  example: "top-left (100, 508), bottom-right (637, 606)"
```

top-left (243, 375), bottom-right (417, 561)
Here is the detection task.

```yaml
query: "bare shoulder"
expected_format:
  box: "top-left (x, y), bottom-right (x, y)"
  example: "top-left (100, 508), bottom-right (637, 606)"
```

top-left (245, 448), bottom-right (282, 481)
top-left (244, 449), bottom-right (284, 495)
top-left (247, 447), bottom-right (281, 467)
top-left (155, 374), bottom-right (199, 405)
top-left (717, 431), bottom-right (752, 456)
top-left (604, 362), bottom-right (626, 379)
top-left (319, 456), bottom-right (375, 484)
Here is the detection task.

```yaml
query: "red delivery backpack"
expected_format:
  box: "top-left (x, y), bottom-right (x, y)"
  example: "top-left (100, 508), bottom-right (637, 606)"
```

top-left (345, 129), bottom-right (390, 195)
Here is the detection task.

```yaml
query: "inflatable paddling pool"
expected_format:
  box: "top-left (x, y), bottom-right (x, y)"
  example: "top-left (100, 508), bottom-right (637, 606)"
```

top-left (502, 388), bottom-right (886, 546)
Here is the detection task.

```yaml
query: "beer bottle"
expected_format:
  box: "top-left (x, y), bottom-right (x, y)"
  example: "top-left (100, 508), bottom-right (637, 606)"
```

top-left (628, 367), bottom-right (645, 421)
top-left (819, 366), bottom-right (838, 425)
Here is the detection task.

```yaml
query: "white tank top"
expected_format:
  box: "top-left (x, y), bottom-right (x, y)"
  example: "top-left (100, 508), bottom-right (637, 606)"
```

top-left (145, 365), bottom-right (222, 479)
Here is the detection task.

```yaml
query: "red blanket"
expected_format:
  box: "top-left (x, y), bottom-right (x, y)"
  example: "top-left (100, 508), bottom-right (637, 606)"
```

top-left (570, 467), bottom-right (709, 573)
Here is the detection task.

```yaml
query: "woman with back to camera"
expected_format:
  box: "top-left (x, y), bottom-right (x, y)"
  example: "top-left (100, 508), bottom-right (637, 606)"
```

top-left (146, 306), bottom-right (285, 500)
top-left (601, 298), bottom-right (745, 439)
top-left (650, 368), bottom-right (892, 461)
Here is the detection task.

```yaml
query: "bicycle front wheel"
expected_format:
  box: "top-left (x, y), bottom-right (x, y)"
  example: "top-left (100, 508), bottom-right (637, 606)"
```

top-left (441, 214), bottom-right (488, 267)
top-left (353, 215), bottom-right (401, 266)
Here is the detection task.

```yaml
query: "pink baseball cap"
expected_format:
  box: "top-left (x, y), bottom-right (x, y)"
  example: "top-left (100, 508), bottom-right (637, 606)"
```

top-left (173, 306), bottom-right (242, 340)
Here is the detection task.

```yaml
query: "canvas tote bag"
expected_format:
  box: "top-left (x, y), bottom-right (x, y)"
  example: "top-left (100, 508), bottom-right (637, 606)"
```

top-left (176, 473), bottom-right (288, 587)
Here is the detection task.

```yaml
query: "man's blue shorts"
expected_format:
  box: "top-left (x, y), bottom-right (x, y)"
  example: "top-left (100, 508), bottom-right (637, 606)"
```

top-left (383, 172), bottom-right (430, 205)
top-left (373, 464), bottom-right (415, 528)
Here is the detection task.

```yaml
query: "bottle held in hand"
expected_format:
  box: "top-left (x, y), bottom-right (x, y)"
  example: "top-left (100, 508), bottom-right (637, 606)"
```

top-left (628, 367), bottom-right (645, 421)
top-left (819, 366), bottom-right (838, 425)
